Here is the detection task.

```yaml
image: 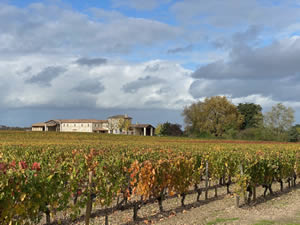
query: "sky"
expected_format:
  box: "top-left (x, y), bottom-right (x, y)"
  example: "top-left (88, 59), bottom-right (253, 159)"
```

top-left (1, 0), bottom-right (300, 127)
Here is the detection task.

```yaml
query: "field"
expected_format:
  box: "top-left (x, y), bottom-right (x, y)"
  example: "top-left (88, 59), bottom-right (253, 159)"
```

top-left (1, 131), bottom-right (300, 225)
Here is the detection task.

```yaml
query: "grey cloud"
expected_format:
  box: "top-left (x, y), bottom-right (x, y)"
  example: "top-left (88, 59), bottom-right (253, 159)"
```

top-left (167, 44), bottom-right (193, 54)
top-left (189, 79), bottom-right (300, 102)
top-left (75, 57), bottom-right (107, 67)
top-left (213, 25), bottom-right (262, 49)
top-left (192, 38), bottom-right (300, 80)
top-left (72, 80), bottom-right (105, 94)
top-left (144, 64), bottom-right (161, 72)
top-left (111, 0), bottom-right (172, 10)
top-left (122, 76), bottom-right (164, 93)
top-left (232, 25), bottom-right (262, 44)
top-left (26, 66), bottom-right (66, 86)
top-left (189, 35), bottom-right (300, 102)
top-left (171, 0), bottom-right (300, 28)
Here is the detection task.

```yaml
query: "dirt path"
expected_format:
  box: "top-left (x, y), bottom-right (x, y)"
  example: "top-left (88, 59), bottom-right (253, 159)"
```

top-left (46, 183), bottom-right (300, 225)
top-left (156, 185), bottom-right (300, 225)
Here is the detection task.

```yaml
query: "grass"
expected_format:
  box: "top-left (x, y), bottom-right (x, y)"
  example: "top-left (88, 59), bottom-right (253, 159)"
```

top-left (206, 217), bottom-right (239, 225)
top-left (252, 220), bottom-right (275, 225)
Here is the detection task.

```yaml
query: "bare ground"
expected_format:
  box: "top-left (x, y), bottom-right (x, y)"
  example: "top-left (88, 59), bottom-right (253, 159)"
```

top-left (45, 182), bottom-right (300, 225)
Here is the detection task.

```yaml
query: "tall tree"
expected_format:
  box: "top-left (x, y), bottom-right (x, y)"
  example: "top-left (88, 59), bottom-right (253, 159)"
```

top-left (237, 103), bottom-right (263, 129)
top-left (264, 103), bottom-right (295, 135)
top-left (182, 96), bottom-right (243, 137)
top-left (159, 122), bottom-right (183, 136)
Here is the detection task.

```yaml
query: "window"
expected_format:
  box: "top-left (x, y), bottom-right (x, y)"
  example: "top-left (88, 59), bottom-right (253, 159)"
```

top-left (81, 124), bottom-right (83, 127)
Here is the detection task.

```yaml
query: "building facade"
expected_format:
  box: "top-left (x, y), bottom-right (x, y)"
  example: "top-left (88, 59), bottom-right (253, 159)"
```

top-left (32, 115), bottom-right (155, 136)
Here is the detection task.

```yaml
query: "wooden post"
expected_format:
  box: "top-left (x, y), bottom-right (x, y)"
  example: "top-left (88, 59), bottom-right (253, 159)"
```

top-left (236, 163), bottom-right (244, 207)
top-left (45, 208), bottom-right (50, 224)
top-left (240, 164), bottom-right (247, 204)
top-left (205, 161), bottom-right (209, 200)
top-left (235, 195), bottom-right (240, 208)
top-left (253, 186), bottom-right (256, 201)
top-left (85, 171), bottom-right (93, 225)
top-left (215, 180), bottom-right (218, 197)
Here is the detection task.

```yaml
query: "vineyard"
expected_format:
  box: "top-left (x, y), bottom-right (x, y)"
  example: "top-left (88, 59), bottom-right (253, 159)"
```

top-left (1, 131), bottom-right (300, 225)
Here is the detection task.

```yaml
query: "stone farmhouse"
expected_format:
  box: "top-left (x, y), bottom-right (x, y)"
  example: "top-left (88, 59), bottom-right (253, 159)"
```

top-left (32, 114), bottom-right (155, 136)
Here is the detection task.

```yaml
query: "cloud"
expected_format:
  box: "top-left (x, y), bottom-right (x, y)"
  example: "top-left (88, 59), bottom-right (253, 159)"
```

top-left (122, 75), bottom-right (165, 93)
top-left (189, 35), bottom-right (300, 103)
top-left (111, 0), bottom-right (172, 10)
top-left (212, 25), bottom-right (263, 49)
top-left (192, 36), bottom-right (300, 80)
top-left (0, 56), bottom-right (194, 110)
top-left (75, 57), bottom-right (107, 67)
top-left (72, 79), bottom-right (105, 94)
top-left (26, 66), bottom-right (67, 86)
top-left (167, 44), bottom-right (193, 54)
top-left (0, 3), bottom-right (181, 55)
top-left (171, 0), bottom-right (300, 29)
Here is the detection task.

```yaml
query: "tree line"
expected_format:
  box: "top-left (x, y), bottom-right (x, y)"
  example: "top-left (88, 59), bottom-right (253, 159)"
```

top-left (156, 96), bottom-right (299, 142)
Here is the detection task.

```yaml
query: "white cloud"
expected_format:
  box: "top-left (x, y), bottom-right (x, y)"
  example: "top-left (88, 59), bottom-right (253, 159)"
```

top-left (0, 3), bottom-right (181, 55)
top-left (0, 56), bottom-right (194, 110)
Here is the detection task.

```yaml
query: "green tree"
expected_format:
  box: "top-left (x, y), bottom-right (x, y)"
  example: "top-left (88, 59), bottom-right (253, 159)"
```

top-left (237, 103), bottom-right (263, 129)
top-left (264, 103), bottom-right (295, 135)
top-left (118, 118), bottom-right (131, 134)
top-left (288, 126), bottom-right (299, 142)
top-left (155, 124), bottom-right (163, 136)
top-left (182, 96), bottom-right (244, 137)
top-left (160, 122), bottom-right (183, 136)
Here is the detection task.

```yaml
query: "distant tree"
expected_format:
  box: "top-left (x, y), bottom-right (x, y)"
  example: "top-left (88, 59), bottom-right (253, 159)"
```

top-left (264, 103), bottom-right (295, 135)
top-left (237, 103), bottom-right (263, 129)
top-left (155, 124), bottom-right (163, 136)
top-left (118, 118), bottom-right (131, 134)
top-left (182, 96), bottom-right (244, 137)
top-left (295, 124), bottom-right (300, 134)
top-left (288, 126), bottom-right (299, 142)
top-left (156, 122), bottom-right (183, 136)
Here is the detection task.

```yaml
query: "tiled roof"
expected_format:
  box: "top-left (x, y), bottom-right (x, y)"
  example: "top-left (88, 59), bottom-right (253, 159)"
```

top-left (32, 122), bottom-right (46, 127)
top-left (93, 128), bottom-right (109, 131)
top-left (57, 119), bottom-right (108, 123)
top-left (108, 115), bottom-right (132, 119)
top-left (130, 124), bottom-right (155, 128)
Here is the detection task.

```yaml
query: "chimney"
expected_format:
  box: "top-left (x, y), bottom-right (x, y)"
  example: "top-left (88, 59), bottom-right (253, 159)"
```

top-left (125, 114), bottom-right (128, 118)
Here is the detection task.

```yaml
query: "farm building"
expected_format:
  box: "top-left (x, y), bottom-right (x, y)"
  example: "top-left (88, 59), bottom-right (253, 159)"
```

top-left (31, 115), bottom-right (155, 136)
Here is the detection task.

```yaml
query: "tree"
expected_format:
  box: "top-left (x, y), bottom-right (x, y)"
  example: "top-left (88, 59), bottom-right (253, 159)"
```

top-left (288, 126), bottom-right (299, 142)
top-left (155, 124), bottom-right (163, 136)
top-left (156, 122), bottom-right (183, 136)
top-left (237, 103), bottom-right (263, 129)
top-left (182, 96), bottom-right (243, 137)
top-left (264, 103), bottom-right (295, 135)
top-left (118, 118), bottom-right (131, 134)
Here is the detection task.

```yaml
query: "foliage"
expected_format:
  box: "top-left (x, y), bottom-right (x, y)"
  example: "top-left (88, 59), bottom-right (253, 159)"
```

top-left (288, 126), bottom-right (300, 142)
top-left (157, 122), bottom-right (183, 136)
top-left (0, 131), bottom-right (300, 224)
top-left (264, 103), bottom-right (295, 135)
top-left (118, 118), bottom-right (131, 134)
top-left (182, 96), bottom-right (244, 137)
top-left (237, 103), bottom-right (263, 129)
top-left (155, 124), bottom-right (163, 136)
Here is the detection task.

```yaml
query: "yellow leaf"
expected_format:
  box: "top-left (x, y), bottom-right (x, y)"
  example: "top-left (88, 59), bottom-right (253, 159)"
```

top-left (20, 193), bottom-right (26, 202)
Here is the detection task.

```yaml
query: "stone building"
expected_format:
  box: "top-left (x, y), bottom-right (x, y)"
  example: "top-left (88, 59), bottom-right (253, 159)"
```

top-left (32, 119), bottom-right (108, 133)
top-left (31, 115), bottom-right (155, 136)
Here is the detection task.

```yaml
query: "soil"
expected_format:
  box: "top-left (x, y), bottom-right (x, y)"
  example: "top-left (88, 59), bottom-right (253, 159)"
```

top-left (45, 181), bottom-right (300, 225)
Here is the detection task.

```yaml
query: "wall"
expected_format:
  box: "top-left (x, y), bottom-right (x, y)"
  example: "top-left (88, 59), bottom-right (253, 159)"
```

top-left (60, 123), bottom-right (93, 132)
top-left (32, 127), bottom-right (43, 131)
